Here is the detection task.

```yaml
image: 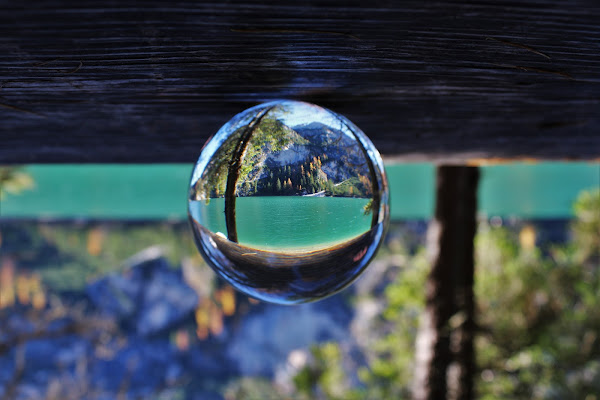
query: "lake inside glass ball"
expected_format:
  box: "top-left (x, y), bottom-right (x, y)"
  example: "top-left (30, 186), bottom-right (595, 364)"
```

top-left (188, 100), bottom-right (389, 304)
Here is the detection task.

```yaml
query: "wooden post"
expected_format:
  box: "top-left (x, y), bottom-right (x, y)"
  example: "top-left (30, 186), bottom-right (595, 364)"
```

top-left (414, 166), bottom-right (479, 400)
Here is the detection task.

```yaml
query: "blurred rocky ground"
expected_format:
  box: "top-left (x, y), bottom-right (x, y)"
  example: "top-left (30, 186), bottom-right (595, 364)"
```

top-left (0, 230), bottom-right (380, 399)
top-left (0, 219), bottom-right (574, 399)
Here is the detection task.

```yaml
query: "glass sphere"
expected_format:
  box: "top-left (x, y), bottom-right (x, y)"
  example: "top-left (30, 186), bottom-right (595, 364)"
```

top-left (188, 100), bottom-right (389, 304)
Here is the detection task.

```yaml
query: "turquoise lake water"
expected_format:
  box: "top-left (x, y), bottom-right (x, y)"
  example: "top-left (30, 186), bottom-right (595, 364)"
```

top-left (1, 162), bottom-right (598, 219)
top-left (189, 197), bottom-right (372, 250)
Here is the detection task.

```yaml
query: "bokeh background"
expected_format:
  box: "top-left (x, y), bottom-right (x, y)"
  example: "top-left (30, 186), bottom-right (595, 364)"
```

top-left (0, 162), bottom-right (598, 399)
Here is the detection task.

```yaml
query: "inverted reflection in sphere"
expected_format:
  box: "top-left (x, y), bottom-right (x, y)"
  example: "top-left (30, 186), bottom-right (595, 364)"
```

top-left (189, 101), bottom-right (389, 304)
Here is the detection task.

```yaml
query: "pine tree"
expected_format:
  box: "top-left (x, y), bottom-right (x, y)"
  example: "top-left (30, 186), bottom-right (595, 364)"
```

top-left (308, 176), bottom-right (315, 193)
top-left (276, 178), bottom-right (282, 192)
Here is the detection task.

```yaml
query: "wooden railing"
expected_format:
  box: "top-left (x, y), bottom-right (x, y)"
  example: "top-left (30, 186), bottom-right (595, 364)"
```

top-left (1, 1), bottom-right (598, 164)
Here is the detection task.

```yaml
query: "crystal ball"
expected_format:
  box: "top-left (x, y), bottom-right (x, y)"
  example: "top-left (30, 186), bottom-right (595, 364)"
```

top-left (188, 100), bottom-right (389, 304)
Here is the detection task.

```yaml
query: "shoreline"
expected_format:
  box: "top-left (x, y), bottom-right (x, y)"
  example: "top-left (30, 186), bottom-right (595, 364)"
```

top-left (230, 230), bottom-right (369, 253)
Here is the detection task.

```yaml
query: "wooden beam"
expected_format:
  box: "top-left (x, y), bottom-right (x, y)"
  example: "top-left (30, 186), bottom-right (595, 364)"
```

top-left (1, 1), bottom-right (598, 163)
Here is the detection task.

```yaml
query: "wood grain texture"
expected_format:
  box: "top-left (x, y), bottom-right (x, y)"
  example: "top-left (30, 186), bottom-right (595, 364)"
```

top-left (1, 1), bottom-right (599, 163)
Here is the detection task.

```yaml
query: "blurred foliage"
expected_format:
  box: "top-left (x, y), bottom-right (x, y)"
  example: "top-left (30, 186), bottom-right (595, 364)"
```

top-left (0, 221), bottom-right (202, 292)
top-left (571, 188), bottom-right (600, 263)
top-left (291, 189), bottom-right (600, 399)
top-left (294, 342), bottom-right (358, 400)
top-left (223, 377), bottom-right (287, 400)
top-left (0, 166), bottom-right (34, 200)
top-left (475, 188), bottom-right (600, 399)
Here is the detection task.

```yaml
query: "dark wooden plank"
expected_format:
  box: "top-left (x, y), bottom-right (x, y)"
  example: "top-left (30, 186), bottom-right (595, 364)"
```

top-left (1, 1), bottom-right (599, 163)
